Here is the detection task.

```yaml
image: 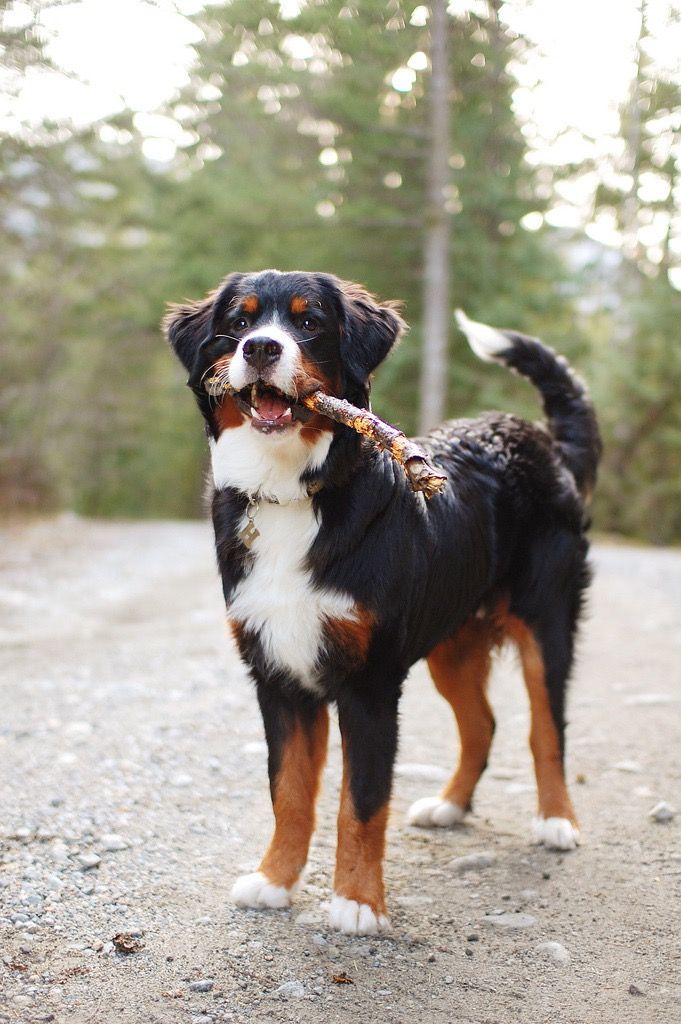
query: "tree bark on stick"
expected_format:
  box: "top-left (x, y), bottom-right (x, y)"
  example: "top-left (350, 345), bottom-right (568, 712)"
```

top-left (418, 0), bottom-right (451, 434)
top-left (300, 392), bottom-right (447, 499)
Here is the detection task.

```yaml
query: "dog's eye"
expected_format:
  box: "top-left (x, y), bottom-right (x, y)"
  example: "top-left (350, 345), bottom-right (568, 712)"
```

top-left (233, 317), bottom-right (249, 331)
top-left (301, 317), bottom-right (319, 333)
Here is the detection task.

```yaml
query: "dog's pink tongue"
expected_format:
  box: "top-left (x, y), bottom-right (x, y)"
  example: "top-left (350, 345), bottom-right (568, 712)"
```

top-left (256, 393), bottom-right (289, 420)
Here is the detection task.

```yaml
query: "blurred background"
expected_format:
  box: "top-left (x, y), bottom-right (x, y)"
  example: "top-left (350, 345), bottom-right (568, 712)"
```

top-left (1, 0), bottom-right (680, 541)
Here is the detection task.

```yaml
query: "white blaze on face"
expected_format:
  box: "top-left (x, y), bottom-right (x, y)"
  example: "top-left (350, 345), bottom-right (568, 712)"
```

top-left (228, 322), bottom-right (302, 396)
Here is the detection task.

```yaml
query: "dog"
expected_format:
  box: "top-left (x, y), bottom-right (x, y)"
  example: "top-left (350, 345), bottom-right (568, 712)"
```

top-left (164, 269), bottom-right (600, 936)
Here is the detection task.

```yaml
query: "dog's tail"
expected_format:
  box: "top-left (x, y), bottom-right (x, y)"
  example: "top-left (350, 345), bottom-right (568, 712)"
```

top-left (455, 310), bottom-right (601, 500)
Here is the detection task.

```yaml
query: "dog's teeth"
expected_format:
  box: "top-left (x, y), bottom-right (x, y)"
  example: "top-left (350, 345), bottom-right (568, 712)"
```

top-left (251, 383), bottom-right (258, 408)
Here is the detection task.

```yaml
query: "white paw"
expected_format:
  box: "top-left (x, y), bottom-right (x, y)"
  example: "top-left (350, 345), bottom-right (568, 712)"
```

top-left (406, 796), bottom-right (466, 828)
top-left (328, 895), bottom-right (391, 936)
top-left (231, 870), bottom-right (293, 909)
top-left (533, 816), bottom-right (580, 851)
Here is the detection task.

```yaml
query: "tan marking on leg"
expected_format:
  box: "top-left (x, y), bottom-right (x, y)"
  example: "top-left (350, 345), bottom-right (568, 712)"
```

top-left (334, 740), bottom-right (388, 914)
top-left (258, 708), bottom-right (329, 889)
top-left (427, 619), bottom-right (496, 810)
top-left (505, 615), bottom-right (577, 825)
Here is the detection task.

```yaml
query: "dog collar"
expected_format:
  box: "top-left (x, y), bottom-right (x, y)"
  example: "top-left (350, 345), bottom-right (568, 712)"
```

top-left (238, 482), bottom-right (323, 550)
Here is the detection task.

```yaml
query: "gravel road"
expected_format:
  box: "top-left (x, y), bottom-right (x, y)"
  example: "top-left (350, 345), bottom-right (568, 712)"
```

top-left (1, 515), bottom-right (680, 1024)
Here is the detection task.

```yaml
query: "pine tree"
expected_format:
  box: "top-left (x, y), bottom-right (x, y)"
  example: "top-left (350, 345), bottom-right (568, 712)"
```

top-left (585, 1), bottom-right (681, 541)
top-left (161, 0), bottom-right (567, 437)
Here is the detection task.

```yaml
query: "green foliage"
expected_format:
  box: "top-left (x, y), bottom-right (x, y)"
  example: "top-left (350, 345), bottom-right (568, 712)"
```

top-left (157, 0), bottom-right (570, 435)
top-left (582, 6), bottom-right (681, 543)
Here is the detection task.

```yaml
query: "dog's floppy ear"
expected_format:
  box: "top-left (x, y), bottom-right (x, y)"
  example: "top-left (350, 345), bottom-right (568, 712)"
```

top-left (163, 294), bottom-right (215, 374)
top-left (163, 272), bottom-right (245, 380)
top-left (334, 279), bottom-right (406, 399)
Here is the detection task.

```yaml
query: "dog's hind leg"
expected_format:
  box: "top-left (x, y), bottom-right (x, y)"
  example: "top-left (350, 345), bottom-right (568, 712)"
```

top-left (407, 620), bottom-right (495, 828)
top-left (505, 614), bottom-right (579, 850)
top-left (231, 687), bottom-right (329, 910)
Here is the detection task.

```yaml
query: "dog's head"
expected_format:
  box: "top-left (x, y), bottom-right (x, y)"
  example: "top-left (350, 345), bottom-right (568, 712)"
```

top-left (163, 270), bottom-right (405, 442)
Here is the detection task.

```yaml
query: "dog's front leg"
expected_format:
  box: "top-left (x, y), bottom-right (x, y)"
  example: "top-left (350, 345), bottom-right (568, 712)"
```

top-left (330, 688), bottom-right (399, 935)
top-left (231, 682), bottom-right (329, 910)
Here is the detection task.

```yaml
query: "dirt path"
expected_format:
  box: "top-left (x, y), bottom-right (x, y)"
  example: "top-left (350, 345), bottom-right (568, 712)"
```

top-left (1, 516), bottom-right (680, 1024)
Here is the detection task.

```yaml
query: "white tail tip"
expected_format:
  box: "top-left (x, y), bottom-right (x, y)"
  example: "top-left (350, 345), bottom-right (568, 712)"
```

top-left (455, 309), bottom-right (510, 363)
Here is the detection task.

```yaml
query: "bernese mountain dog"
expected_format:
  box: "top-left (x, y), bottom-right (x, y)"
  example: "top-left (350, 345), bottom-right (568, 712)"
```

top-left (164, 269), bottom-right (600, 936)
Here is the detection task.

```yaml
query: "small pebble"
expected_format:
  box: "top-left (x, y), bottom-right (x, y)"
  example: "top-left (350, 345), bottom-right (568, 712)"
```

top-left (449, 851), bottom-right (496, 873)
top-left (483, 912), bottom-right (536, 929)
top-left (100, 834), bottom-right (128, 852)
top-left (275, 980), bottom-right (306, 999)
top-left (77, 853), bottom-right (101, 870)
top-left (649, 801), bottom-right (675, 823)
top-left (188, 979), bottom-right (214, 993)
top-left (535, 941), bottom-right (571, 964)
top-left (294, 911), bottom-right (319, 927)
top-left (629, 984), bottom-right (645, 996)
top-left (613, 760), bottom-right (642, 774)
top-left (50, 844), bottom-right (70, 864)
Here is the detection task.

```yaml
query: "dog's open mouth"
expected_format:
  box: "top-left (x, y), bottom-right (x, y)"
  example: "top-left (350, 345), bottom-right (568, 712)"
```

top-left (237, 383), bottom-right (298, 433)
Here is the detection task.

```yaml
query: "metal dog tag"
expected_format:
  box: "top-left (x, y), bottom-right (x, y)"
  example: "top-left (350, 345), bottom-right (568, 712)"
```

top-left (239, 496), bottom-right (260, 549)
top-left (239, 519), bottom-right (260, 549)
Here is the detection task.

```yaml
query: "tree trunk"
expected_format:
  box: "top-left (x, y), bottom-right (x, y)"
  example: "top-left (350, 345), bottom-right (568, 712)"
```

top-left (418, 0), bottom-right (451, 433)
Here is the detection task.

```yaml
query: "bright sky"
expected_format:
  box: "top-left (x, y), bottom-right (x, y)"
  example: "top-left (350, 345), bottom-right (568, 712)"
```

top-left (2, 0), bottom-right (680, 278)
top-left (2, 0), bottom-right (656, 143)
top-left (2, 0), bottom-right (203, 129)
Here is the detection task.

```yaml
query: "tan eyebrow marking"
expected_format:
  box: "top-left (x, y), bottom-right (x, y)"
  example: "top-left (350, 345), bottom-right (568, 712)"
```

top-left (290, 295), bottom-right (308, 315)
top-left (242, 294), bottom-right (259, 314)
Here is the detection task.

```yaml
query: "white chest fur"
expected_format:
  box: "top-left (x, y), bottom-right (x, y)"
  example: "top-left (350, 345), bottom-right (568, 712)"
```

top-left (228, 499), bottom-right (358, 690)
top-left (209, 421), bottom-right (356, 690)
top-left (209, 421), bottom-right (332, 503)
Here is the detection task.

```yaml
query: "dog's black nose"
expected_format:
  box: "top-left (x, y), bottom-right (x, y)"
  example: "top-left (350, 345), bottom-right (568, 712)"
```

top-left (242, 336), bottom-right (282, 372)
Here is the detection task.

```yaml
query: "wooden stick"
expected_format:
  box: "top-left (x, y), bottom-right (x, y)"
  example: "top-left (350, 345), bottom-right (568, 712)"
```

top-left (300, 392), bottom-right (447, 499)
top-left (203, 378), bottom-right (447, 499)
